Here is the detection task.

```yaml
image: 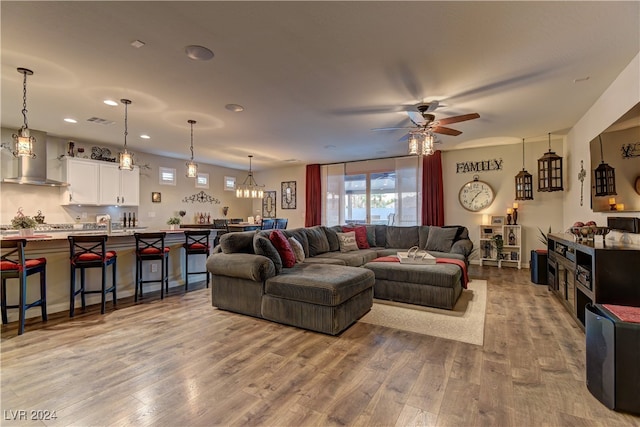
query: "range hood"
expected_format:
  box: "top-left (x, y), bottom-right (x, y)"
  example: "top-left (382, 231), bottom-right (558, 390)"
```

top-left (2, 130), bottom-right (68, 187)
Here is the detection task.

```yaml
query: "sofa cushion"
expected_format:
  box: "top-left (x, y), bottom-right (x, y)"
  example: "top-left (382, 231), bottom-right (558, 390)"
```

top-left (269, 230), bottom-right (296, 268)
top-left (221, 231), bottom-right (256, 254)
top-left (418, 226), bottom-right (430, 249)
top-left (425, 226), bottom-right (458, 252)
top-left (304, 226), bottom-right (330, 256)
top-left (265, 264), bottom-right (374, 306)
top-left (323, 226), bottom-right (340, 252)
top-left (374, 225), bottom-right (387, 247)
top-left (288, 237), bottom-right (305, 263)
top-left (341, 226), bottom-right (370, 249)
top-left (385, 226), bottom-right (419, 249)
top-left (284, 228), bottom-right (310, 257)
top-left (313, 248), bottom-right (380, 267)
top-left (337, 231), bottom-right (359, 253)
top-left (253, 234), bottom-right (282, 274)
top-left (364, 225), bottom-right (377, 247)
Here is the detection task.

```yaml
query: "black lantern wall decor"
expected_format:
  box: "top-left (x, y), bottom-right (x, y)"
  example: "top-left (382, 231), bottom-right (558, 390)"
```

top-left (537, 132), bottom-right (563, 192)
top-left (515, 138), bottom-right (533, 200)
top-left (594, 134), bottom-right (616, 196)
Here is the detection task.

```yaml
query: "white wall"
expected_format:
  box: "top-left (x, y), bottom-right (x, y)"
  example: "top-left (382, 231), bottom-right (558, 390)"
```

top-left (254, 164), bottom-right (307, 229)
top-left (565, 52), bottom-right (640, 244)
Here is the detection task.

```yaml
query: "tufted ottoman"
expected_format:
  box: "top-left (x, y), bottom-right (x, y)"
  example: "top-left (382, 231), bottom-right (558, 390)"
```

top-left (261, 263), bottom-right (374, 335)
top-left (363, 260), bottom-right (463, 309)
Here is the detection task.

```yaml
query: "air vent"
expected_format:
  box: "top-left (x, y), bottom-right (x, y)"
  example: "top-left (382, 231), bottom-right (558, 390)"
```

top-left (86, 117), bottom-right (115, 125)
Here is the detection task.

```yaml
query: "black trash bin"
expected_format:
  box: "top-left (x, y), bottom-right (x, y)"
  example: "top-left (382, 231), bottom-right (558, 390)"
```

top-left (530, 249), bottom-right (548, 285)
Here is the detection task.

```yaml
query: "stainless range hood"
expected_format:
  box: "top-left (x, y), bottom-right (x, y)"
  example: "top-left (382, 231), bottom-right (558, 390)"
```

top-left (2, 130), bottom-right (68, 187)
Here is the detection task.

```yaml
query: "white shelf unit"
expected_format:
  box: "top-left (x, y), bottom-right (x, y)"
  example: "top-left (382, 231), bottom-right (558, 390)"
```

top-left (479, 224), bottom-right (522, 269)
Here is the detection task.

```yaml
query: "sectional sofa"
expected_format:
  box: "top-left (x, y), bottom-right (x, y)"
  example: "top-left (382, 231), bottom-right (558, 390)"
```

top-left (206, 224), bottom-right (473, 335)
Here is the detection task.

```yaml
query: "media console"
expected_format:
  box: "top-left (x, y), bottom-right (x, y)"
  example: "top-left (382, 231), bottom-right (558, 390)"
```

top-left (547, 233), bottom-right (640, 329)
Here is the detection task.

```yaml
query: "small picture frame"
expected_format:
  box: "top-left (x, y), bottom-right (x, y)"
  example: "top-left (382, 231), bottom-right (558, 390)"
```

top-left (491, 215), bottom-right (505, 226)
top-left (510, 251), bottom-right (519, 261)
top-left (152, 192), bottom-right (161, 203)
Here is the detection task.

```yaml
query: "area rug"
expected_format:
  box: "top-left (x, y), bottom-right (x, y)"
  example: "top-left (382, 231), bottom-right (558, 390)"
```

top-left (359, 279), bottom-right (487, 345)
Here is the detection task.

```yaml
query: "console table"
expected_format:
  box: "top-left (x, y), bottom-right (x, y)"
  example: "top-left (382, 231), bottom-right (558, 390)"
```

top-left (547, 233), bottom-right (640, 329)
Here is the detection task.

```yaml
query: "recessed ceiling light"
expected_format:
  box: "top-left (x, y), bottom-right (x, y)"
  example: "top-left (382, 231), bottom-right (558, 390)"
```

top-left (103, 99), bottom-right (118, 106)
top-left (64, 118), bottom-right (78, 124)
top-left (573, 76), bottom-right (590, 83)
top-left (140, 134), bottom-right (150, 139)
top-left (225, 104), bottom-right (245, 112)
top-left (185, 45), bottom-right (214, 61)
top-left (131, 39), bottom-right (145, 49)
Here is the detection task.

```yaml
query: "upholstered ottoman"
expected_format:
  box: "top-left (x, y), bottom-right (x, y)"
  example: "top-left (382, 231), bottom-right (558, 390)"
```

top-left (261, 263), bottom-right (374, 335)
top-left (363, 260), bottom-right (464, 309)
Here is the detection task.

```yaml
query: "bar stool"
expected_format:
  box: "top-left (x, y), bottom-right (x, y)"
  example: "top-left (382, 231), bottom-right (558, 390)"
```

top-left (134, 232), bottom-right (169, 301)
top-left (183, 230), bottom-right (211, 290)
top-left (274, 218), bottom-right (288, 229)
top-left (68, 235), bottom-right (117, 317)
top-left (261, 218), bottom-right (275, 230)
top-left (212, 219), bottom-right (229, 246)
top-left (1, 239), bottom-right (47, 335)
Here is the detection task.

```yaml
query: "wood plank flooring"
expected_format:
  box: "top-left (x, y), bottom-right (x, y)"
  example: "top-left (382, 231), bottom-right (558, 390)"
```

top-left (2, 266), bottom-right (639, 426)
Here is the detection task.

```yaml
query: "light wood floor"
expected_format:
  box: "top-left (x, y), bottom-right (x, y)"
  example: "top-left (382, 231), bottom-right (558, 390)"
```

top-left (2, 266), bottom-right (639, 427)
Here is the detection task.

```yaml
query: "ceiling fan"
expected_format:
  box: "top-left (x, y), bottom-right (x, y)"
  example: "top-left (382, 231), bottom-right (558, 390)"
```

top-left (372, 102), bottom-right (480, 137)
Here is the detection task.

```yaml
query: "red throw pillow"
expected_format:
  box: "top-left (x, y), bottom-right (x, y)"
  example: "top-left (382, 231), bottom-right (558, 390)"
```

top-left (342, 226), bottom-right (370, 249)
top-left (269, 230), bottom-right (296, 268)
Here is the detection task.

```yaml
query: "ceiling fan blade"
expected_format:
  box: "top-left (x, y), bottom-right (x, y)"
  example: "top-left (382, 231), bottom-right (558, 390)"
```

top-left (437, 112), bottom-right (480, 126)
top-left (432, 126), bottom-right (462, 136)
top-left (372, 126), bottom-right (415, 131)
top-left (425, 100), bottom-right (440, 112)
top-left (406, 110), bottom-right (424, 126)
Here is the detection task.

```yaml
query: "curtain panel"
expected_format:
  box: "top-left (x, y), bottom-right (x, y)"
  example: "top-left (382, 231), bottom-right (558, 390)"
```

top-left (305, 164), bottom-right (322, 227)
top-left (421, 150), bottom-right (444, 226)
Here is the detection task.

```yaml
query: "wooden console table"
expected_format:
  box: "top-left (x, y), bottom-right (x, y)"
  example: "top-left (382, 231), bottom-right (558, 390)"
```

top-left (547, 233), bottom-right (640, 329)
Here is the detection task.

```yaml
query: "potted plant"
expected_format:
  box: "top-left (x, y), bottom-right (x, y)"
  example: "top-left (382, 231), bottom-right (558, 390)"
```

top-left (11, 207), bottom-right (38, 236)
top-left (167, 217), bottom-right (181, 230)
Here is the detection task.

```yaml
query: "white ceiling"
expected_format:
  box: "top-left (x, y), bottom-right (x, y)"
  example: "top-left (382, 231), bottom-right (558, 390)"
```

top-left (1, 1), bottom-right (638, 171)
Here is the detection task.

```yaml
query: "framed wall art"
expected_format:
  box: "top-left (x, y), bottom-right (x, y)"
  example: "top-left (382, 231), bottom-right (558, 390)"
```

top-left (262, 191), bottom-right (276, 218)
top-left (491, 215), bottom-right (505, 226)
top-left (281, 181), bottom-right (297, 209)
top-left (152, 192), bottom-right (161, 203)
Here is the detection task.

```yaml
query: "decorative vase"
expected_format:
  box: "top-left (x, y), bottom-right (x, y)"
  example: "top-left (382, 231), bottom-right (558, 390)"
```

top-left (19, 228), bottom-right (34, 237)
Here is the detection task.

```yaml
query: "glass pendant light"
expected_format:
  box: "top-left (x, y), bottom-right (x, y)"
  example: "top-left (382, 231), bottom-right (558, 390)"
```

top-left (537, 132), bottom-right (563, 192)
top-left (408, 132), bottom-right (420, 155)
top-left (119, 99), bottom-right (133, 171)
top-left (594, 134), bottom-right (616, 196)
top-left (421, 131), bottom-right (435, 156)
top-left (186, 119), bottom-right (198, 178)
top-left (236, 155), bottom-right (264, 199)
top-left (515, 138), bottom-right (534, 200)
top-left (11, 68), bottom-right (36, 158)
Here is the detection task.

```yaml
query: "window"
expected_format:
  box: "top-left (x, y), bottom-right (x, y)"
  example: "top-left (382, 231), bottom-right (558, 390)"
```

top-left (195, 172), bottom-right (209, 189)
top-left (224, 176), bottom-right (236, 191)
top-left (159, 167), bottom-right (176, 186)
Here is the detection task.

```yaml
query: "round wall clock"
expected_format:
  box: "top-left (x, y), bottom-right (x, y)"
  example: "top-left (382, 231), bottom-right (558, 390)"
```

top-left (458, 176), bottom-right (495, 212)
top-left (635, 176), bottom-right (640, 195)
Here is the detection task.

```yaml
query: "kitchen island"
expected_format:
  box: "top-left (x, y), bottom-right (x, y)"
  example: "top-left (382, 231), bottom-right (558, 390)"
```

top-left (1, 228), bottom-right (218, 322)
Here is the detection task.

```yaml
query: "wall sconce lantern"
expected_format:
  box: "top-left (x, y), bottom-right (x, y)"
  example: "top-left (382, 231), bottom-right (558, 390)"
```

top-left (537, 132), bottom-right (563, 192)
top-left (515, 138), bottom-right (534, 200)
top-left (11, 68), bottom-right (36, 158)
top-left (185, 119), bottom-right (198, 178)
top-left (594, 134), bottom-right (616, 196)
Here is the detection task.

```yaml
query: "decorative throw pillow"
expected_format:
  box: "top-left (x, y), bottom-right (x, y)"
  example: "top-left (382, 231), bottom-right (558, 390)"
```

top-left (269, 230), bottom-right (296, 268)
top-left (341, 226), bottom-right (370, 249)
top-left (364, 225), bottom-right (377, 247)
top-left (288, 237), bottom-right (305, 263)
top-left (337, 231), bottom-right (359, 253)
top-left (253, 234), bottom-right (282, 274)
top-left (425, 226), bottom-right (459, 252)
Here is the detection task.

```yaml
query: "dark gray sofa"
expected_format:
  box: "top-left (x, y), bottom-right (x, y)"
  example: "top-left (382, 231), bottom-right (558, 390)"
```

top-left (206, 224), bottom-right (472, 335)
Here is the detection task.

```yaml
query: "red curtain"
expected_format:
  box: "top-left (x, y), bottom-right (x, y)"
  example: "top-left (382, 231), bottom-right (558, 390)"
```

top-left (422, 151), bottom-right (444, 226)
top-left (305, 164), bottom-right (322, 227)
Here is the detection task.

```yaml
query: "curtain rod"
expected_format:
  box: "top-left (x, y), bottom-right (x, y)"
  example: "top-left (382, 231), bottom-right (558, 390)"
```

top-left (319, 153), bottom-right (422, 167)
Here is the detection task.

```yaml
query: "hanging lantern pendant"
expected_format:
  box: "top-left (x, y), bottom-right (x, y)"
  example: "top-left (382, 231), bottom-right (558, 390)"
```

top-left (12, 68), bottom-right (36, 158)
top-left (594, 134), bottom-right (616, 196)
top-left (119, 99), bottom-right (134, 171)
top-left (186, 119), bottom-right (198, 178)
top-left (515, 138), bottom-right (533, 200)
top-left (537, 132), bottom-right (563, 192)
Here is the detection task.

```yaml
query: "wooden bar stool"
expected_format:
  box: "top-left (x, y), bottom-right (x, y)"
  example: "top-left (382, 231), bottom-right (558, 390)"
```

top-left (183, 230), bottom-right (211, 290)
top-left (134, 232), bottom-right (170, 301)
top-left (212, 219), bottom-right (229, 246)
top-left (1, 239), bottom-right (47, 335)
top-left (68, 235), bottom-right (117, 317)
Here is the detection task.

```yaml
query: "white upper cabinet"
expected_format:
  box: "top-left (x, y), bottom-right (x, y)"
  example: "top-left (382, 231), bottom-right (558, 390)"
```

top-left (61, 157), bottom-right (100, 205)
top-left (98, 163), bottom-right (139, 206)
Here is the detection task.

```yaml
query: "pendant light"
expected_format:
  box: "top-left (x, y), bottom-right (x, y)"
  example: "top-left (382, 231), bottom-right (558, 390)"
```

top-left (119, 99), bottom-right (133, 171)
top-left (422, 131), bottom-right (435, 156)
top-left (594, 134), bottom-right (616, 196)
top-left (537, 132), bottom-right (563, 192)
top-left (236, 155), bottom-right (264, 199)
top-left (11, 68), bottom-right (36, 158)
top-left (408, 132), bottom-right (420, 155)
top-left (408, 130), bottom-right (435, 156)
top-left (185, 119), bottom-right (198, 178)
top-left (515, 138), bottom-right (533, 200)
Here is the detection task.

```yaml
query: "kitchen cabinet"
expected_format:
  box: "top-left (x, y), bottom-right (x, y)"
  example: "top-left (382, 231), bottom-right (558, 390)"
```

top-left (60, 157), bottom-right (139, 206)
top-left (479, 224), bottom-right (522, 269)
top-left (98, 163), bottom-right (139, 206)
top-left (61, 157), bottom-right (100, 205)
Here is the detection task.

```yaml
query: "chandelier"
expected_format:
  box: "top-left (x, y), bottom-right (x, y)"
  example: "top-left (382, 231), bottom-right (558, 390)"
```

top-left (408, 130), bottom-right (435, 156)
top-left (186, 119), bottom-right (198, 178)
top-left (11, 68), bottom-right (36, 158)
top-left (515, 138), bottom-right (533, 200)
top-left (119, 99), bottom-right (134, 171)
top-left (236, 155), bottom-right (264, 199)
